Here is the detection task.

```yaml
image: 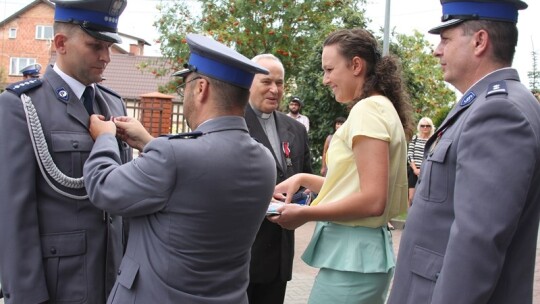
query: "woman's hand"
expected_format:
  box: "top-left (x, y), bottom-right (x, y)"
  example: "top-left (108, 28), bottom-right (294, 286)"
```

top-left (273, 174), bottom-right (304, 203)
top-left (267, 203), bottom-right (308, 230)
top-left (414, 168), bottom-right (420, 176)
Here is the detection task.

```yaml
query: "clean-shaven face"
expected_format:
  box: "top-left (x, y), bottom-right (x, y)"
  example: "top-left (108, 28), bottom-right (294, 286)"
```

top-left (249, 58), bottom-right (284, 114)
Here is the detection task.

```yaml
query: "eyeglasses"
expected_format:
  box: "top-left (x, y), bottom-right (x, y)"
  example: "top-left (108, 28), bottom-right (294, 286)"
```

top-left (176, 76), bottom-right (202, 98)
top-left (420, 125), bottom-right (432, 128)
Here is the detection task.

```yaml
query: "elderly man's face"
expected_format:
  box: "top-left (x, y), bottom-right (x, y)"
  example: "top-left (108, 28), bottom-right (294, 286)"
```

top-left (249, 58), bottom-right (284, 114)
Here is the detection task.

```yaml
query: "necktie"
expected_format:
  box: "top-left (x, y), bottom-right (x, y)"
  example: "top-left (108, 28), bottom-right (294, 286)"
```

top-left (82, 86), bottom-right (94, 115)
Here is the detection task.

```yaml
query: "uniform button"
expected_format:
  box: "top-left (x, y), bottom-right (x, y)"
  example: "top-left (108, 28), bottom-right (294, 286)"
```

top-left (72, 141), bottom-right (79, 149)
top-left (435, 272), bottom-right (440, 279)
top-left (117, 269), bottom-right (122, 275)
top-left (109, 216), bottom-right (113, 223)
top-left (50, 247), bottom-right (57, 255)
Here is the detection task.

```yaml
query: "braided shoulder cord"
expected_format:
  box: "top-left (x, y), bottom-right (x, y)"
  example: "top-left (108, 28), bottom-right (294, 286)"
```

top-left (20, 94), bottom-right (88, 200)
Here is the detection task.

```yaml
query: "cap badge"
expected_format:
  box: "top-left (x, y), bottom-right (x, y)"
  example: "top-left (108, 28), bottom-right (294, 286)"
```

top-left (110, 0), bottom-right (126, 16)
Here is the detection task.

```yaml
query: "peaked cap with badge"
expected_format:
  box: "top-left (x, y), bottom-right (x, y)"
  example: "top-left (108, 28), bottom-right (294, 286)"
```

top-left (51, 0), bottom-right (127, 43)
top-left (429, 0), bottom-right (527, 34)
top-left (20, 63), bottom-right (42, 78)
top-left (172, 33), bottom-right (269, 89)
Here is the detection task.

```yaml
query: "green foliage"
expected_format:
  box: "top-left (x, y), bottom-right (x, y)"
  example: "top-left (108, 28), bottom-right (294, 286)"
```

top-left (392, 30), bottom-right (455, 126)
top-left (528, 46), bottom-right (540, 93)
top-left (153, 0), bottom-right (456, 169)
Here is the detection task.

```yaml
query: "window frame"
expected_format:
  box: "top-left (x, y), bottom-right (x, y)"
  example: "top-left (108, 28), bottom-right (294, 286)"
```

top-left (35, 25), bottom-right (53, 40)
top-left (10, 57), bottom-right (37, 76)
top-left (8, 28), bottom-right (17, 39)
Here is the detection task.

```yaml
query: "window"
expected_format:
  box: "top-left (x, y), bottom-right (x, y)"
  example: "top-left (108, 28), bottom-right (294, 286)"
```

top-left (35, 25), bottom-right (53, 40)
top-left (8, 28), bottom-right (17, 39)
top-left (10, 58), bottom-right (36, 76)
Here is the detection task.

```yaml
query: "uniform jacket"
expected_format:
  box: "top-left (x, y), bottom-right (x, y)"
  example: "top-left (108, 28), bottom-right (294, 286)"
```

top-left (244, 106), bottom-right (312, 283)
top-left (84, 116), bottom-right (277, 304)
top-left (0, 66), bottom-right (132, 304)
top-left (388, 69), bottom-right (540, 304)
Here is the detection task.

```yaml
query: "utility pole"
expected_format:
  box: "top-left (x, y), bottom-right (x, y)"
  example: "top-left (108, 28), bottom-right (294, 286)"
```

top-left (383, 0), bottom-right (391, 56)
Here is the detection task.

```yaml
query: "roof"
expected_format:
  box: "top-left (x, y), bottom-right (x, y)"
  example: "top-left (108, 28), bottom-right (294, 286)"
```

top-left (102, 54), bottom-right (177, 100)
top-left (49, 53), bottom-right (178, 100)
top-left (0, 0), bottom-right (54, 28)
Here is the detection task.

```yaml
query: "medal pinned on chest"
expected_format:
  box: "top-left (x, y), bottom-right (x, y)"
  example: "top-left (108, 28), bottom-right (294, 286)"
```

top-left (282, 142), bottom-right (292, 167)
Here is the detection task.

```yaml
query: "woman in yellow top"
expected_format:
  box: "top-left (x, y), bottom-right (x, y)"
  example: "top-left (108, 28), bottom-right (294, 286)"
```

top-left (269, 28), bottom-right (414, 304)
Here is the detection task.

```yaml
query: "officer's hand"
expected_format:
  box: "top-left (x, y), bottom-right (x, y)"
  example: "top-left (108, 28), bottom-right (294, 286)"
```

top-left (114, 116), bottom-right (154, 151)
top-left (89, 115), bottom-right (116, 140)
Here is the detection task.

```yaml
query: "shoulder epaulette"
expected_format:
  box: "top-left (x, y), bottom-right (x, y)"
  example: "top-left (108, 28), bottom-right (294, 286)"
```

top-left (486, 80), bottom-right (508, 97)
top-left (6, 79), bottom-right (43, 96)
top-left (96, 83), bottom-right (122, 99)
top-left (161, 131), bottom-right (204, 140)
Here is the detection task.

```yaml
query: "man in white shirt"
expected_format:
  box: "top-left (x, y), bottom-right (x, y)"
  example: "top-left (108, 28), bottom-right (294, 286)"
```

top-left (287, 96), bottom-right (310, 132)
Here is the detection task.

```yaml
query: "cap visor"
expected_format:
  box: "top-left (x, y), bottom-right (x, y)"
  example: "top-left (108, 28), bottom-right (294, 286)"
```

top-left (428, 19), bottom-right (465, 34)
top-left (82, 28), bottom-right (122, 44)
top-left (172, 68), bottom-right (192, 78)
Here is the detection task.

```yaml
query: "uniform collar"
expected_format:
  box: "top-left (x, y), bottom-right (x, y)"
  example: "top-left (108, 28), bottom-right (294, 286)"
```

top-left (53, 64), bottom-right (94, 99)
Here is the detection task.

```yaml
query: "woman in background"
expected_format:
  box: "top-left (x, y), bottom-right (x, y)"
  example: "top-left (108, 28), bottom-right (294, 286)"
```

top-left (269, 28), bottom-right (413, 304)
top-left (407, 117), bottom-right (434, 206)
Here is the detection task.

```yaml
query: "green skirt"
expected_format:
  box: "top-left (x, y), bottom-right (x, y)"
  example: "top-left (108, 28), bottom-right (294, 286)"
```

top-left (302, 221), bottom-right (395, 273)
top-left (302, 222), bottom-right (396, 304)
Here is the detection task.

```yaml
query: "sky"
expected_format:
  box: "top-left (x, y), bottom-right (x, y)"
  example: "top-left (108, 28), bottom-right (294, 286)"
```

top-left (1, 0), bottom-right (538, 88)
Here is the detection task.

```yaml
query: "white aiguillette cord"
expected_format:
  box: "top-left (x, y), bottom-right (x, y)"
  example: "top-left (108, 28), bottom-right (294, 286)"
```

top-left (20, 93), bottom-right (88, 200)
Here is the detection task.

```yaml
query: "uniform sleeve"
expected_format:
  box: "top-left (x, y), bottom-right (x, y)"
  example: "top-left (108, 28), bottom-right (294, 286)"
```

top-left (431, 96), bottom-right (538, 303)
top-left (0, 93), bottom-right (49, 303)
top-left (84, 135), bottom-right (176, 217)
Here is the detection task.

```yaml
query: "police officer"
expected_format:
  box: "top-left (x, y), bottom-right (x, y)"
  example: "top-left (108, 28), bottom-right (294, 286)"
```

top-left (20, 63), bottom-right (42, 79)
top-left (388, 1), bottom-right (540, 303)
top-left (0, 1), bottom-right (131, 303)
top-left (83, 34), bottom-right (277, 304)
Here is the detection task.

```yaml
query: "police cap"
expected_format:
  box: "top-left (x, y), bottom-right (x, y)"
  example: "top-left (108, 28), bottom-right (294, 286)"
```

top-left (51, 0), bottom-right (127, 44)
top-left (429, 0), bottom-right (528, 34)
top-left (172, 34), bottom-right (269, 89)
top-left (20, 63), bottom-right (42, 78)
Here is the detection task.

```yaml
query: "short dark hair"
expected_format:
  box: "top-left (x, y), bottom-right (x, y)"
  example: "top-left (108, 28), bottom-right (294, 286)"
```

top-left (335, 117), bottom-right (346, 124)
top-left (201, 74), bottom-right (250, 111)
top-left (460, 20), bottom-right (518, 65)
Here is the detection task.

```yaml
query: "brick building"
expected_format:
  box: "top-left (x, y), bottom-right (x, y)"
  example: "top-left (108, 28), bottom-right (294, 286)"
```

top-left (0, 0), bottom-right (188, 134)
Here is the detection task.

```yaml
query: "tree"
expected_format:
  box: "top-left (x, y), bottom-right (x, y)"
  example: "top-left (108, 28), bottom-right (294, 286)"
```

top-left (528, 41), bottom-right (539, 94)
top-left (152, 0), bottom-right (455, 170)
top-left (392, 30), bottom-right (455, 127)
top-left (154, 0), bottom-right (368, 81)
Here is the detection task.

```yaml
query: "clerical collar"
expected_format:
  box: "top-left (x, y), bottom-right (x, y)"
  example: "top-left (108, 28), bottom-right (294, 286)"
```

top-left (250, 104), bottom-right (273, 120)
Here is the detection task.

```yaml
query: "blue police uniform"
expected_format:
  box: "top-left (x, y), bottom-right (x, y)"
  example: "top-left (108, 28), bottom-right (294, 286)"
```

top-left (0, 1), bottom-right (130, 303)
top-left (388, 1), bottom-right (540, 303)
top-left (83, 34), bottom-right (277, 304)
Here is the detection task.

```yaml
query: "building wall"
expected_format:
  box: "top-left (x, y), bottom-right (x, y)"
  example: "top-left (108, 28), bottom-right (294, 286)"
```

top-left (0, 2), bottom-right (128, 88)
top-left (0, 3), bottom-right (55, 84)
